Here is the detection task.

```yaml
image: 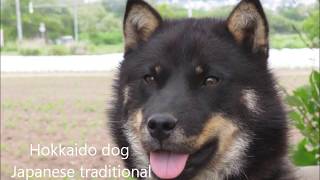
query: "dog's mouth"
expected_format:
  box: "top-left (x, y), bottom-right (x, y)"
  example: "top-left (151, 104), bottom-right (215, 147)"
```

top-left (148, 139), bottom-right (218, 179)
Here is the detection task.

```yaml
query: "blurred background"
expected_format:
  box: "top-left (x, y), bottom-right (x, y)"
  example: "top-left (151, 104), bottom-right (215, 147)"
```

top-left (1, 0), bottom-right (319, 179)
top-left (0, 0), bottom-right (319, 54)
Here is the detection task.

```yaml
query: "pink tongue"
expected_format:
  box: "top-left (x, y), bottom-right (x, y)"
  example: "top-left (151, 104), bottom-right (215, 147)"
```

top-left (150, 152), bottom-right (189, 179)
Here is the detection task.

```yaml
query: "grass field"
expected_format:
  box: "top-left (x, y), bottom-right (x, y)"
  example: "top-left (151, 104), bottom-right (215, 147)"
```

top-left (1, 42), bottom-right (124, 56)
top-left (0, 69), bottom-right (313, 179)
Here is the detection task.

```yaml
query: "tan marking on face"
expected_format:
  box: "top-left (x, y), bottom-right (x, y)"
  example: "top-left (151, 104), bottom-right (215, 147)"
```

top-left (192, 115), bottom-right (239, 149)
top-left (195, 134), bottom-right (249, 179)
top-left (211, 126), bottom-right (239, 168)
top-left (124, 5), bottom-right (160, 51)
top-left (187, 114), bottom-right (249, 178)
top-left (227, 2), bottom-right (267, 51)
top-left (216, 123), bottom-right (239, 154)
top-left (195, 65), bottom-right (204, 74)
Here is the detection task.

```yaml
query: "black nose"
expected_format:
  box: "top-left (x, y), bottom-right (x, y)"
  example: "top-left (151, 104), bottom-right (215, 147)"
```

top-left (147, 114), bottom-right (177, 142)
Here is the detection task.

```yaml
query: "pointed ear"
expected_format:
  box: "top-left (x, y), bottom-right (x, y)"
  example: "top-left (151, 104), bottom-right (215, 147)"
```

top-left (123, 0), bottom-right (162, 52)
top-left (227, 0), bottom-right (269, 57)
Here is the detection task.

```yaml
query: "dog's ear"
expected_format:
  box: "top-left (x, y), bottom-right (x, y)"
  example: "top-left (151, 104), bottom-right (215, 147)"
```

top-left (227, 0), bottom-right (269, 57)
top-left (123, 0), bottom-right (162, 53)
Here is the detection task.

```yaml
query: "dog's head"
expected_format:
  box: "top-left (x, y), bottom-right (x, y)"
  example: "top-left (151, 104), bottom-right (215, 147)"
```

top-left (116, 0), bottom-right (284, 179)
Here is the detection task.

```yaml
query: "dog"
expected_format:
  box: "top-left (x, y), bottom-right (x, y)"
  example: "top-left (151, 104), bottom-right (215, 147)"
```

top-left (109, 0), bottom-right (296, 179)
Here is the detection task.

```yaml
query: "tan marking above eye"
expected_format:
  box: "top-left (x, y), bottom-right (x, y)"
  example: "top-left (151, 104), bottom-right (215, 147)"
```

top-left (188, 114), bottom-right (239, 150)
top-left (155, 65), bottom-right (161, 74)
top-left (195, 65), bottom-right (204, 74)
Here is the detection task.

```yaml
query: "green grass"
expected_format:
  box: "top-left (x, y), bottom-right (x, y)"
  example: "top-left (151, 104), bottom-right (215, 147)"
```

top-left (2, 99), bottom-right (65, 113)
top-left (270, 34), bottom-right (307, 49)
top-left (88, 43), bottom-right (123, 54)
top-left (1, 42), bottom-right (124, 55)
top-left (4, 118), bottom-right (17, 129)
top-left (0, 143), bottom-right (8, 152)
top-left (0, 41), bottom-right (18, 53)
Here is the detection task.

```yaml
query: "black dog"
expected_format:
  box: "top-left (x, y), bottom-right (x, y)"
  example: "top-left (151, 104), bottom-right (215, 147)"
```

top-left (109, 0), bottom-right (296, 179)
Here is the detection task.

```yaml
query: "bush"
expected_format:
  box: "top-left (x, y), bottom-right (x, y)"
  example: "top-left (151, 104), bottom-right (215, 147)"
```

top-left (267, 11), bottom-right (302, 34)
top-left (18, 48), bottom-right (42, 56)
top-left (78, 5), bottom-right (122, 33)
top-left (99, 31), bottom-right (122, 45)
top-left (70, 43), bottom-right (88, 55)
top-left (86, 31), bottom-right (123, 45)
top-left (156, 4), bottom-right (187, 19)
top-left (87, 44), bottom-right (123, 54)
top-left (270, 34), bottom-right (306, 49)
top-left (48, 45), bottom-right (71, 55)
top-left (286, 70), bottom-right (320, 166)
top-left (0, 41), bottom-right (18, 53)
top-left (303, 9), bottom-right (320, 47)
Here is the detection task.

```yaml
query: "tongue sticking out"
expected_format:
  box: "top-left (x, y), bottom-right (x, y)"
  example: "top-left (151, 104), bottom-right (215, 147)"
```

top-left (150, 152), bottom-right (189, 179)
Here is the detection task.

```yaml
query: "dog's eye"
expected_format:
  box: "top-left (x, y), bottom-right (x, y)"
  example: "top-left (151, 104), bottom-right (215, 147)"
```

top-left (143, 75), bottom-right (155, 84)
top-left (203, 76), bottom-right (220, 87)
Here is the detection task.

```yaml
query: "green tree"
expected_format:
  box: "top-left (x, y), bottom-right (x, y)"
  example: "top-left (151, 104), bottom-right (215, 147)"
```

top-left (77, 3), bottom-right (122, 45)
top-left (303, 8), bottom-right (320, 47)
top-left (278, 5), bottom-right (309, 21)
top-left (102, 0), bottom-right (126, 18)
top-left (1, 0), bottom-right (73, 41)
top-left (78, 4), bottom-right (121, 33)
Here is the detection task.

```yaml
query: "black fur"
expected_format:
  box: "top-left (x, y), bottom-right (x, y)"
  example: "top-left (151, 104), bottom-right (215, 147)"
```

top-left (109, 0), bottom-right (296, 179)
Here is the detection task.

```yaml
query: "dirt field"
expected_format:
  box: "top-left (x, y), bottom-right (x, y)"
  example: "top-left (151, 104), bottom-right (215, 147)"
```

top-left (0, 69), bottom-right (314, 179)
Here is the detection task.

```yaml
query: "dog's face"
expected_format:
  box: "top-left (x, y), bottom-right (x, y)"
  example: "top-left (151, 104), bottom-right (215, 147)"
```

top-left (115, 0), bottom-right (281, 179)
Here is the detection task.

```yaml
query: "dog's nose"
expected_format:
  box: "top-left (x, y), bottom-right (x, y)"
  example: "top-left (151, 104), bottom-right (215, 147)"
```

top-left (147, 114), bottom-right (177, 142)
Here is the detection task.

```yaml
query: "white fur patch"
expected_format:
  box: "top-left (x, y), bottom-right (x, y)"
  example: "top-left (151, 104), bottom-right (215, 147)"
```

top-left (123, 121), bottom-right (149, 170)
top-left (219, 134), bottom-right (250, 178)
top-left (123, 86), bottom-right (130, 105)
top-left (242, 89), bottom-right (261, 114)
top-left (193, 134), bottom-right (250, 180)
